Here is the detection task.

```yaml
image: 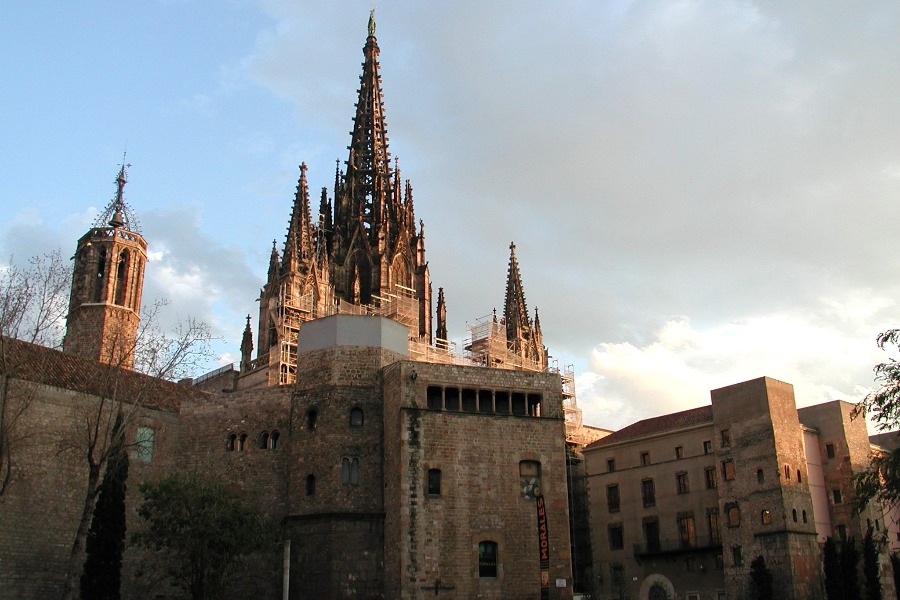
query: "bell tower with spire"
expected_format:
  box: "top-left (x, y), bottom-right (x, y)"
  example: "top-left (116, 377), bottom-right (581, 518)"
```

top-left (63, 161), bottom-right (147, 369)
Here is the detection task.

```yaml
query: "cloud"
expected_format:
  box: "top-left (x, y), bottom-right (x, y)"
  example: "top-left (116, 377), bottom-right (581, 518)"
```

top-left (577, 297), bottom-right (887, 431)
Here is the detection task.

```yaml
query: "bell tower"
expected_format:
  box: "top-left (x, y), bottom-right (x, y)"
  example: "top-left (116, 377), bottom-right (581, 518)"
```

top-left (63, 161), bottom-right (147, 369)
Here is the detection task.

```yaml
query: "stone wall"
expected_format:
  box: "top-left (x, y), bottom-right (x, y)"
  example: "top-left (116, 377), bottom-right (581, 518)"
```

top-left (383, 360), bottom-right (572, 600)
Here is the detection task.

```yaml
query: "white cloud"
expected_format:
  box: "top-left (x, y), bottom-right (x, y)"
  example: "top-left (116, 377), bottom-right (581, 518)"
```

top-left (578, 295), bottom-right (887, 431)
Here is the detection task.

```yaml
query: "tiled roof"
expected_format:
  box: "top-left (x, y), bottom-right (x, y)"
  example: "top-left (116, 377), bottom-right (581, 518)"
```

top-left (586, 405), bottom-right (713, 449)
top-left (0, 336), bottom-right (208, 413)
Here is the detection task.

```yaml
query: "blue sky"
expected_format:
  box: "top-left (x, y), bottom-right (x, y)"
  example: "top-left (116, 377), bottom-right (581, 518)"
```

top-left (3, 1), bottom-right (900, 431)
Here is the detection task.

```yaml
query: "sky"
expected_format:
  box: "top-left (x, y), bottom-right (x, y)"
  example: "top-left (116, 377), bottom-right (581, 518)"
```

top-left (2, 1), bottom-right (899, 432)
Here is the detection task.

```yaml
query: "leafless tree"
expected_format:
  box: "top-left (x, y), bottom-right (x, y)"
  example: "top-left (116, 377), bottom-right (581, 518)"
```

top-left (0, 250), bottom-right (70, 496)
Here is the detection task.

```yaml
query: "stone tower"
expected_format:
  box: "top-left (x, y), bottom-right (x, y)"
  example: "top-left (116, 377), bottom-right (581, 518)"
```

top-left (63, 162), bottom-right (146, 369)
top-left (255, 12), bottom-right (432, 385)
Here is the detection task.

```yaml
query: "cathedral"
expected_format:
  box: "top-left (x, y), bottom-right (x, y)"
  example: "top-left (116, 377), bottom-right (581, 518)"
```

top-left (0, 14), bottom-right (577, 600)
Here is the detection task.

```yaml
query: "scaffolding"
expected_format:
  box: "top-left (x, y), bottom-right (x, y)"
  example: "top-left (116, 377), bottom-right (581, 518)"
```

top-left (463, 314), bottom-right (545, 373)
top-left (558, 362), bottom-right (585, 444)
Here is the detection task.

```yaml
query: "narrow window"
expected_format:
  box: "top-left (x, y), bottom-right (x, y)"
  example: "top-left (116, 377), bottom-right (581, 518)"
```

top-left (607, 484), bottom-right (620, 512)
top-left (802, 510), bottom-right (808, 524)
top-left (678, 514), bottom-right (696, 548)
top-left (837, 524), bottom-right (847, 541)
top-left (703, 440), bottom-right (712, 454)
top-left (792, 509), bottom-right (798, 523)
top-left (133, 426), bottom-right (155, 463)
top-left (722, 459), bottom-right (735, 481)
top-left (705, 466), bottom-right (717, 489)
top-left (94, 246), bottom-right (107, 301)
top-left (259, 431), bottom-right (269, 449)
top-left (608, 524), bottom-right (624, 550)
top-left (641, 452), bottom-right (651, 466)
top-left (478, 541), bottom-right (498, 578)
top-left (784, 465), bottom-right (791, 480)
top-left (269, 430), bottom-right (280, 449)
top-left (832, 489), bottom-right (842, 504)
top-left (826, 443), bottom-right (835, 459)
top-left (238, 433), bottom-right (247, 452)
top-left (676, 472), bottom-right (689, 494)
top-left (675, 446), bottom-right (684, 460)
top-left (306, 474), bottom-right (315, 495)
top-left (797, 469), bottom-right (802, 483)
top-left (720, 429), bottom-right (731, 448)
top-left (114, 250), bottom-right (129, 305)
top-left (349, 407), bottom-right (364, 428)
top-left (342, 458), bottom-right (350, 485)
top-left (761, 510), bottom-right (771, 525)
top-left (519, 460), bottom-right (542, 499)
top-left (757, 469), bottom-right (765, 484)
top-left (732, 545), bottom-right (743, 566)
top-left (427, 468), bottom-right (442, 495)
top-left (607, 458), bottom-right (616, 473)
top-left (708, 508), bottom-right (721, 543)
top-left (641, 479), bottom-right (655, 507)
top-left (350, 458), bottom-right (360, 485)
top-left (226, 433), bottom-right (237, 452)
top-left (306, 409), bottom-right (317, 431)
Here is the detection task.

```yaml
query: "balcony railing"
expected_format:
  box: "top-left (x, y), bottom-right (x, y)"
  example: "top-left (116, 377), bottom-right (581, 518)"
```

top-left (633, 537), bottom-right (722, 558)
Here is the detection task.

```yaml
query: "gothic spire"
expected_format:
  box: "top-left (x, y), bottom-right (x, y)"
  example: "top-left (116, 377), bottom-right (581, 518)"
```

top-left (283, 163), bottom-right (314, 269)
top-left (503, 241), bottom-right (531, 342)
top-left (240, 315), bottom-right (254, 373)
top-left (436, 287), bottom-right (447, 343)
top-left (344, 11), bottom-right (393, 242)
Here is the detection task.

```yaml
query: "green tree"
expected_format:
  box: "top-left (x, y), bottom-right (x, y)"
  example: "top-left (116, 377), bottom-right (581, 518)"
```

top-left (133, 474), bottom-right (268, 600)
top-left (749, 555), bottom-right (774, 600)
top-left (854, 329), bottom-right (900, 514)
top-left (863, 528), bottom-right (883, 600)
top-left (824, 537), bottom-right (844, 600)
top-left (80, 415), bottom-right (128, 600)
top-left (842, 538), bottom-right (861, 600)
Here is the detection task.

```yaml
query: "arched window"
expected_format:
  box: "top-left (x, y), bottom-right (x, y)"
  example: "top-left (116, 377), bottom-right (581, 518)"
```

top-left (802, 510), bottom-right (808, 524)
top-left (756, 469), bottom-right (765, 484)
top-left (351, 458), bottom-right (359, 485)
top-left (226, 433), bottom-right (237, 452)
top-left (478, 541), bottom-right (498, 578)
top-left (94, 246), bottom-right (107, 302)
top-left (350, 407), bottom-right (364, 428)
top-left (519, 460), bottom-right (542, 499)
top-left (259, 431), bottom-right (269, 449)
top-left (238, 433), bottom-right (247, 452)
top-left (306, 474), bottom-right (316, 496)
top-left (784, 465), bottom-right (790, 479)
top-left (797, 469), bottom-right (802, 483)
top-left (269, 430), bottom-right (280, 449)
top-left (761, 510), bottom-right (771, 525)
top-left (307, 409), bottom-right (317, 431)
top-left (792, 509), bottom-right (798, 522)
top-left (115, 250), bottom-right (129, 305)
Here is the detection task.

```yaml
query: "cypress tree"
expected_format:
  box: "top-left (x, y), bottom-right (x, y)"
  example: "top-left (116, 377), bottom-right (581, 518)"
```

top-left (824, 537), bottom-right (844, 600)
top-left (80, 424), bottom-right (129, 600)
top-left (863, 528), bottom-right (883, 600)
top-left (842, 538), bottom-right (861, 600)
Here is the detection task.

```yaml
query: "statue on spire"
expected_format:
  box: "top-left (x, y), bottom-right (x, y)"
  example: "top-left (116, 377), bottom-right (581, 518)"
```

top-left (368, 8), bottom-right (376, 36)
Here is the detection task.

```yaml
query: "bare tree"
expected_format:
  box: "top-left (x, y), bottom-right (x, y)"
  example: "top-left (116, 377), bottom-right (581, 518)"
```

top-left (0, 250), bottom-right (70, 496)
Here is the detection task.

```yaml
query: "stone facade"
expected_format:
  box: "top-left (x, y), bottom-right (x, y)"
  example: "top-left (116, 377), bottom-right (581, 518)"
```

top-left (585, 376), bottom-right (898, 600)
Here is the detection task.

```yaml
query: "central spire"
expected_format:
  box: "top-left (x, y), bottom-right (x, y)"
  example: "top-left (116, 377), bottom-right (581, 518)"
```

top-left (339, 9), bottom-right (393, 244)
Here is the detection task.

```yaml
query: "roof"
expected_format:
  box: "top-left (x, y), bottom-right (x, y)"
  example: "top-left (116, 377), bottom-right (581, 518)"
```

top-left (0, 336), bottom-right (208, 413)
top-left (586, 405), bottom-right (713, 449)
